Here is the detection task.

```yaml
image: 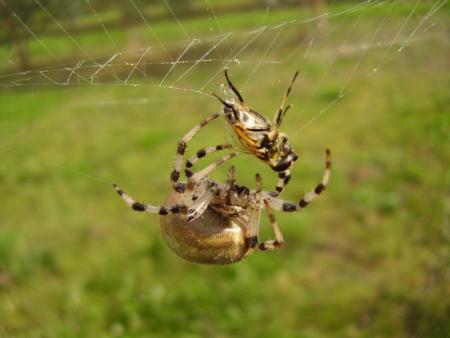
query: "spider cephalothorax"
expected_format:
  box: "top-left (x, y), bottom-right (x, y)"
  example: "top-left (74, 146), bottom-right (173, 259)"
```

top-left (213, 68), bottom-right (300, 195)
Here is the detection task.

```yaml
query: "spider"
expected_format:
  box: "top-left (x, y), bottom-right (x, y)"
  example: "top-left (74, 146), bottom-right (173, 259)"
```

top-left (212, 68), bottom-right (300, 197)
top-left (114, 113), bottom-right (332, 264)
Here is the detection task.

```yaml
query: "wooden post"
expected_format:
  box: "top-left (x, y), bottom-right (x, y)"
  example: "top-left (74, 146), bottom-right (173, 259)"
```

top-left (8, 17), bottom-right (30, 72)
top-left (313, 0), bottom-right (327, 29)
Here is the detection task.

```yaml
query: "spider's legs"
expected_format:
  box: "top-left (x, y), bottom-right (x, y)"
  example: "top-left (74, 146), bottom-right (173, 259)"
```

top-left (184, 143), bottom-right (233, 178)
top-left (216, 164), bottom-right (236, 201)
top-left (249, 173), bottom-right (263, 237)
top-left (274, 70), bottom-right (299, 128)
top-left (224, 68), bottom-right (244, 103)
top-left (266, 149), bottom-right (331, 212)
top-left (255, 172), bottom-right (262, 194)
top-left (184, 144), bottom-right (235, 202)
top-left (257, 199), bottom-right (284, 251)
top-left (187, 152), bottom-right (237, 189)
top-left (272, 160), bottom-right (295, 197)
top-left (170, 113), bottom-right (220, 191)
top-left (226, 165), bottom-right (236, 187)
top-left (113, 184), bottom-right (185, 215)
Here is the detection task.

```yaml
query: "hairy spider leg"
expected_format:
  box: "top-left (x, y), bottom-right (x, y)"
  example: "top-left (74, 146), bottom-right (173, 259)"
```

top-left (185, 156), bottom-right (242, 222)
top-left (180, 152), bottom-right (237, 221)
top-left (187, 152), bottom-right (237, 189)
top-left (226, 165), bottom-right (236, 187)
top-left (272, 161), bottom-right (294, 197)
top-left (258, 199), bottom-right (285, 251)
top-left (266, 149), bottom-right (331, 212)
top-left (113, 184), bottom-right (185, 215)
top-left (170, 113), bottom-right (221, 192)
top-left (184, 145), bottom-right (235, 203)
top-left (244, 173), bottom-right (286, 252)
top-left (234, 173), bottom-right (262, 252)
top-left (224, 67), bottom-right (244, 103)
top-left (184, 143), bottom-right (233, 178)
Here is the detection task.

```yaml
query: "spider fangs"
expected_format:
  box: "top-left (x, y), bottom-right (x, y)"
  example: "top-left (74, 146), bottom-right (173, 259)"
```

top-left (213, 68), bottom-right (300, 196)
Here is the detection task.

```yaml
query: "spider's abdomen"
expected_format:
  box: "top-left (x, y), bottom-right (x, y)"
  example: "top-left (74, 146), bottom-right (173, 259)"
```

top-left (160, 191), bottom-right (249, 264)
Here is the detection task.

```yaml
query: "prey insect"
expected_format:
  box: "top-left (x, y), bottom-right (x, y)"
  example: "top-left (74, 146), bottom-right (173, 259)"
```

top-left (114, 114), bottom-right (332, 264)
top-left (213, 68), bottom-right (300, 196)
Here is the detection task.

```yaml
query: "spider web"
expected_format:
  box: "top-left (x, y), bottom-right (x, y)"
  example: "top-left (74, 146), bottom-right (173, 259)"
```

top-left (0, 0), bottom-right (448, 185)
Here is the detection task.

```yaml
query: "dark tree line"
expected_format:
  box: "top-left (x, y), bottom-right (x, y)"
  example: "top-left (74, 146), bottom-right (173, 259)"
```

top-left (0, 0), bottom-right (79, 71)
top-left (0, 0), bottom-right (327, 72)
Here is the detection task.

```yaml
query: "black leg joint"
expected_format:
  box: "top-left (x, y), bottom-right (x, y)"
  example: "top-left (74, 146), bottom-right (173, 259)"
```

top-left (282, 202), bottom-right (297, 212)
top-left (245, 236), bottom-right (258, 249)
top-left (283, 175), bottom-right (291, 185)
top-left (170, 205), bottom-right (181, 213)
top-left (158, 207), bottom-right (168, 215)
top-left (177, 141), bottom-right (186, 155)
top-left (314, 183), bottom-right (325, 194)
top-left (196, 149), bottom-right (206, 158)
top-left (174, 183), bottom-right (186, 193)
top-left (132, 202), bottom-right (146, 212)
top-left (299, 198), bottom-right (309, 208)
top-left (170, 170), bottom-right (180, 182)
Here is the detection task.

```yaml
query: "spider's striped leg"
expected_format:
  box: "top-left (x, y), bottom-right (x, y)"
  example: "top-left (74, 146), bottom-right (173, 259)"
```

top-left (186, 152), bottom-right (237, 190)
top-left (257, 199), bottom-right (284, 251)
top-left (271, 160), bottom-right (295, 197)
top-left (224, 68), bottom-right (244, 103)
top-left (242, 173), bottom-right (264, 252)
top-left (113, 184), bottom-right (185, 215)
top-left (274, 70), bottom-right (299, 128)
top-left (170, 113), bottom-right (220, 192)
top-left (184, 143), bottom-right (233, 178)
top-left (185, 145), bottom-right (234, 203)
top-left (266, 149), bottom-right (331, 212)
top-left (250, 173), bottom-right (263, 236)
top-left (226, 165), bottom-right (236, 187)
top-left (216, 165), bottom-right (236, 201)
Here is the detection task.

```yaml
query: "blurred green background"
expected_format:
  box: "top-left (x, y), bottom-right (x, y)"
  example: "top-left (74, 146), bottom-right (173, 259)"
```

top-left (0, 0), bottom-right (449, 337)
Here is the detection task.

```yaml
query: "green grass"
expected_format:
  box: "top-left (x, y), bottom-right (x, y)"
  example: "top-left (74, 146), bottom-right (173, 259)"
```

top-left (0, 2), bottom-right (449, 337)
